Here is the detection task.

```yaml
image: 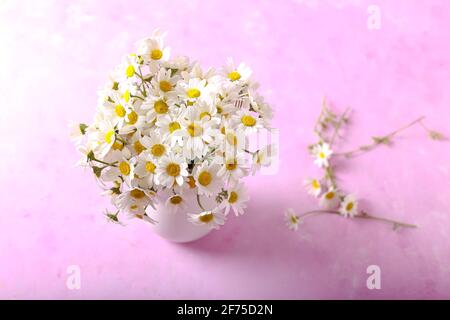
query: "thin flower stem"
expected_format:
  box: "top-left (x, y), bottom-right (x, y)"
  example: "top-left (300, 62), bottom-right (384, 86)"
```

top-left (324, 166), bottom-right (337, 189)
top-left (116, 136), bottom-right (127, 144)
top-left (137, 67), bottom-right (150, 93)
top-left (297, 209), bottom-right (417, 229)
top-left (244, 149), bottom-right (256, 155)
top-left (329, 107), bottom-right (351, 146)
top-left (196, 194), bottom-right (205, 211)
top-left (335, 116), bottom-right (426, 158)
top-left (91, 158), bottom-right (117, 167)
top-left (418, 119), bottom-right (447, 141)
top-left (130, 94), bottom-right (144, 101)
top-left (313, 97), bottom-right (327, 138)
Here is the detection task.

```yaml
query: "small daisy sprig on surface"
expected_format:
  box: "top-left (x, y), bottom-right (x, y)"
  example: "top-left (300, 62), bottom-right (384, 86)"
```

top-left (286, 98), bottom-right (445, 231)
top-left (71, 29), bottom-right (276, 229)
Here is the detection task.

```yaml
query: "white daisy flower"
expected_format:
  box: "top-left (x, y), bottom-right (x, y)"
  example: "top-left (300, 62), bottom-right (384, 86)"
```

top-left (339, 194), bottom-right (358, 218)
top-left (182, 62), bottom-right (217, 82)
top-left (114, 54), bottom-right (142, 84)
top-left (319, 187), bottom-right (340, 209)
top-left (101, 102), bottom-right (128, 128)
top-left (193, 162), bottom-right (222, 196)
top-left (136, 29), bottom-right (170, 63)
top-left (134, 150), bottom-right (157, 186)
top-left (220, 183), bottom-right (249, 216)
top-left (196, 100), bottom-right (218, 122)
top-left (214, 83), bottom-right (241, 116)
top-left (251, 144), bottom-right (277, 174)
top-left (173, 108), bottom-right (217, 160)
top-left (217, 153), bottom-right (247, 184)
top-left (118, 106), bottom-right (147, 135)
top-left (142, 94), bottom-right (174, 123)
top-left (223, 129), bottom-right (244, 152)
top-left (126, 131), bottom-right (145, 155)
top-left (150, 67), bottom-right (178, 98)
top-left (69, 122), bottom-right (87, 144)
top-left (177, 77), bottom-right (208, 104)
top-left (115, 187), bottom-right (156, 215)
top-left (163, 55), bottom-right (190, 72)
top-left (232, 109), bottom-right (263, 135)
top-left (111, 156), bottom-right (136, 187)
top-left (248, 85), bottom-right (274, 120)
top-left (304, 178), bottom-right (322, 197)
top-left (188, 208), bottom-right (226, 230)
top-left (165, 193), bottom-right (187, 214)
top-left (94, 120), bottom-right (117, 158)
top-left (284, 208), bottom-right (301, 231)
top-left (223, 57), bottom-right (252, 83)
top-left (155, 153), bottom-right (189, 187)
top-left (141, 133), bottom-right (168, 159)
top-left (312, 143), bottom-right (333, 168)
top-left (155, 114), bottom-right (184, 146)
top-left (100, 91), bottom-right (133, 127)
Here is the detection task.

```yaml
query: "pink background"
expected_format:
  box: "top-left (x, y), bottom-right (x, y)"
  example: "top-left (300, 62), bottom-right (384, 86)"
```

top-left (1, 0), bottom-right (450, 299)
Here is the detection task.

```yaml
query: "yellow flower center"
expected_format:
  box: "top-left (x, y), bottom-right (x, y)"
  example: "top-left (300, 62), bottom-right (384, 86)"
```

top-left (134, 140), bottom-right (146, 154)
top-left (187, 88), bottom-right (201, 99)
top-left (169, 121), bottom-right (181, 133)
top-left (123, 90), bottom-right (131, 103)
top-left (319, 152), bottom-right (326, 159)
top-left (325, 192), bottom-right (335, 200)
top-left (228, 191), bottom-right (238, 204)
top-left (126, 65), bottom-right (135, 78)
top-left (105, 130), bottom-right (115, 144)
top-left (199, 212), bottom-right (214, 223)
top-left (166, 163), bottom-right (180, 177)
top-left (228, 71), bottom-right (241, 81)
top-left (154, 100), bottom-right (169, 114)
top-left (151, 144), bottom-right (165, 157)
top-left (346, 202), bottom-right (354, 211)
top-left (199, 112), bottom-right (211, 120)
top-left (169, 196), bottom-right (182, 205)
top-left (226, 160), bottom-right (237, 171)
top-left (145, 161), bottom-right (156, 173)
top-left (198, 171), bottom-right (212, 186)
top-left (241, 115), bottom-right (256, 127)
top-left (216, 106), bottom-right (223, 114)
top-left (187, 123), bottom-right (203, 137)
top-left (290, 215), bottom-right (298, 224)
top-left (127, 111), bottom-right (138, 125)
top-left (312, 179), bottom-right (320, 189)
top-left (112, 141), bottom-right (124, 151)
top-left (115, 105), bottom-right (126, 118)
top-left (151, 49), bottom-right (163, 60)
top-left (256, 153), bottom-right (263, 164)
top-left (187, 176), bottom-right (196, 188)
top-left (119, 161), bottom-right (131, 176)
top-left (130, 189), bottom-right (145, 199)
top-left (159, 80), bottom-right (172, 92)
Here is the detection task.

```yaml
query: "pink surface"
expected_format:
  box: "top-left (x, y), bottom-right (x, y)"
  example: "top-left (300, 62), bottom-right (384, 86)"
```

top-left (1, 0), bottom-right (450, 299)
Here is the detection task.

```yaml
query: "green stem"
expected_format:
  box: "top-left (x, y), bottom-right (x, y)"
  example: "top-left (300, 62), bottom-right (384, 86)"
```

top-left (329, 107), bottom-right (351, 146)
top-left (196, 194), bottom-right (205, 211)
top-left (335, 116), bottom-right (426, 158)
top-left (297, 209), bottom-right (417, 230)
top-left (91, 158), bottom-right (117, 167)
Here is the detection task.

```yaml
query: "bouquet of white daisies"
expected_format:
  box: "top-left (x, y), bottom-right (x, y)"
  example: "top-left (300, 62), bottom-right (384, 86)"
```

top-left (71, 29), bottom-right (275, 230)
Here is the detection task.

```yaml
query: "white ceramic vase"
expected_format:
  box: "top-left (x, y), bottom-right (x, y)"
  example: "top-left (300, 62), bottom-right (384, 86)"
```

top-left (147, 193), bottom-right (216, 243)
